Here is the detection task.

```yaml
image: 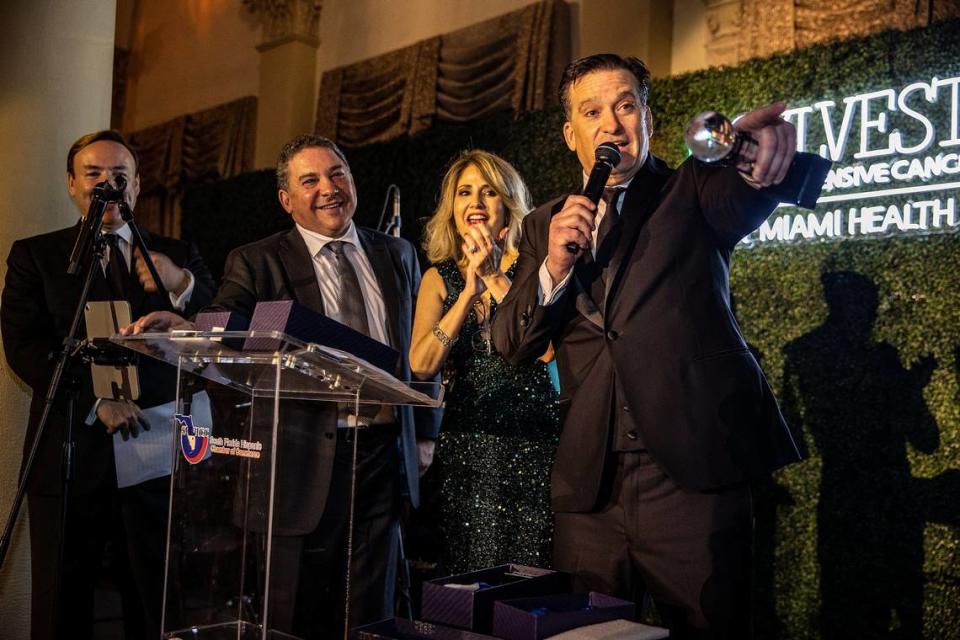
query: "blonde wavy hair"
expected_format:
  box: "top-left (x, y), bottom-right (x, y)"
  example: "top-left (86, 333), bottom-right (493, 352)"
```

top-left (423, 150), bottom-right (532, 265)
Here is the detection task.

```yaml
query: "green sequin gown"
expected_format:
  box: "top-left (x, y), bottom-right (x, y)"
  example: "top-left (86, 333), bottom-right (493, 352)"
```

top-left (433, 259), bottom-right (560, 575)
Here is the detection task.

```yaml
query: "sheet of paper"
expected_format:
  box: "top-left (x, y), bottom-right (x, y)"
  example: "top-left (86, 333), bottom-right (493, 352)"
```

top-left (113, 391), bottom-right (211, 488)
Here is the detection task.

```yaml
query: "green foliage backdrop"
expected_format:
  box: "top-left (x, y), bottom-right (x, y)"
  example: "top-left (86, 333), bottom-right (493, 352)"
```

top-left (182, 18), bottom-right (960, 637)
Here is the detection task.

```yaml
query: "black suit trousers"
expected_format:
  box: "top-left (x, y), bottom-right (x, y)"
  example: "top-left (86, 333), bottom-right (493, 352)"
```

top-left (553, 451), bottom-right (753, 639)
top-left (28, 473), bottom-right (169, 640)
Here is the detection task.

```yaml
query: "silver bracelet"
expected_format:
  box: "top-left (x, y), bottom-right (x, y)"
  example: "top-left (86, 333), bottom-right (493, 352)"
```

top-left (432, 322), bottom-right (456, 347)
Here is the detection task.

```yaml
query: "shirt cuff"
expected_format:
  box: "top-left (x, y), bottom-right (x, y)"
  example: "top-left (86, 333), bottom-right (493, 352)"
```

top-left (86, 398), bottom-right (102, 426)
top-left (538, 258), bottom-right (572, 306)
top-left (169, 270), bottom-right (195, 311)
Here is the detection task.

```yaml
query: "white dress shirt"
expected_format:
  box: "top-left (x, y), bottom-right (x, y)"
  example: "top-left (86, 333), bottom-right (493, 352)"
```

top-left (295, 221), bottom-right (391, 347)
top-left (296, 222), bottom-right (396, 426)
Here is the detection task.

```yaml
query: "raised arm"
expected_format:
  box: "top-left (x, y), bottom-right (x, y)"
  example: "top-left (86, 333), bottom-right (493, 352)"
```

top-left (492, 208), bottom-right (569, 365)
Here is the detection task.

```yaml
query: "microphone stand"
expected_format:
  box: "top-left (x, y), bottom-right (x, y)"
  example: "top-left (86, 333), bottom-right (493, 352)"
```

top-left (0, 189), bottom-right (116, 632)
top-left (118, 200), bottom-right (170, 302)
top-left (385, 185), bottom-right (401, 238)
top-left (377, 184), bottom-right (402, 238)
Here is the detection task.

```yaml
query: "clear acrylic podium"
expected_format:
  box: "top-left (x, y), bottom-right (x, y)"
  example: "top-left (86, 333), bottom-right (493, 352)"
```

top-left (113, 330), bottom-right (443, 640)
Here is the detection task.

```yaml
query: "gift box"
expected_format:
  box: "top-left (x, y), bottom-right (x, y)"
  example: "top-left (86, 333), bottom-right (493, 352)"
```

top-left (243, 300), bottom-right (398, 373)
top-left (421, 564), bottom-right (570, 633)
top-left (492, 592), bottom-right (635, 640)
top-left (350, 617), bottom-right (499, 640)
top-left (547, 619), bottom-right (670, 639)
top-left (194, 310), bottom-right (249, 349)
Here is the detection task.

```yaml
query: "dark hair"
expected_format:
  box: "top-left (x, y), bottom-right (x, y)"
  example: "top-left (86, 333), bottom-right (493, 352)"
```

top-left (557, 54), bottom-right (651, 118)
top-left (66, 130), bottom-right (140, 176)
top-left (276, 134), bottom-right (348, 190)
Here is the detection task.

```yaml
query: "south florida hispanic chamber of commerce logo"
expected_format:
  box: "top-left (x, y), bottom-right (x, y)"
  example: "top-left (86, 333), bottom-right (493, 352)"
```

top-left (175, 413), bottom-right (211, 465)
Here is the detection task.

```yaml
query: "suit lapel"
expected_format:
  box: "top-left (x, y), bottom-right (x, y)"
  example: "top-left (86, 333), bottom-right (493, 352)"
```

top-left (604, 157), bottom-right (671, 313)
top-left (279, 228), bottom-right (325, 314)
top-left (573, 261), bottom-right (603, 328)
top-left (357, 229), bottom-right (401, 348)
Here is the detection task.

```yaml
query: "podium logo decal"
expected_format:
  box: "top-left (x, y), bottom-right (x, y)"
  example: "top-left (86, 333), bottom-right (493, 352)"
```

top-left (175, 413), bottom-right (210, 465)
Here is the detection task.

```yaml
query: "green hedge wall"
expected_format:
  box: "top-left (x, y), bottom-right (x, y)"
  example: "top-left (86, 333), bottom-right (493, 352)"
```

top-left (182, 18), bottom-right (960, 638)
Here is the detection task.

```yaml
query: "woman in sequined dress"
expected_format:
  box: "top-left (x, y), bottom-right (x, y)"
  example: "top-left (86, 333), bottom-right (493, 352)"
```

top-left (410, 150), bottom-right (560, 575)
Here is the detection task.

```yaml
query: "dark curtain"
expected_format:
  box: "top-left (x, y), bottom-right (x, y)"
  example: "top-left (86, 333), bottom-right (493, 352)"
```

top-left (315, 0), bottom-right (570, 148)
top-left (127, 96), bottom-right (257, 237)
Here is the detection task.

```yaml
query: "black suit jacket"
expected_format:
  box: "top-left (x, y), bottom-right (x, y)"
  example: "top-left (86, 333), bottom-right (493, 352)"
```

top-left (492, 156), bottom-right (802, 513)
top-left (208, 226), bottom-right (442, 534)
top-left (2, 222), bottom-right (216, 496)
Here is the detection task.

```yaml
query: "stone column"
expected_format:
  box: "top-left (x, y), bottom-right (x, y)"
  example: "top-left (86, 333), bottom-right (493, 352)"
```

top-left (245, 0), bottom-right (323, 168)
top-left (0, 1), bottom-right (116, 636)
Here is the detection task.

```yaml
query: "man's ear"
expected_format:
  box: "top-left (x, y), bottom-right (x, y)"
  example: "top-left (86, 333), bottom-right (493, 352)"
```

top-left (645, 106), bottom-right (654, 137)
top-left (67, 172), bottom-right (77, 198)
top-left (132, 173), bottom-right (141, 199)
top-left (278, 189), bottom-right (292, 213)
top-left (563, 120), bottom-right (576, 152)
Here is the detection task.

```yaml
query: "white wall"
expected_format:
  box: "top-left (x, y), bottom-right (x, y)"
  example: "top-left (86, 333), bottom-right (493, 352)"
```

top-left (0, 1), bottom-right (117, 634)
top-left (121, 0), bottom-right (260, 132)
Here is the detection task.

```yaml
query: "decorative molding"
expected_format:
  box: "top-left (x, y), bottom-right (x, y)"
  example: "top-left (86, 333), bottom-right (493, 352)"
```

top-left (701, 0), bottom-right (957, 68)
top-left (243, 0), bottom-right (323, 50)
top-left (739, 0), bottom-right (794, 61)
top-left (703, 0), bottom-right (742, 67)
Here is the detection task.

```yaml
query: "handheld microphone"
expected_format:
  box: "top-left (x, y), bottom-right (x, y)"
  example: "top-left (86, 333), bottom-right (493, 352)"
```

top-left (566, 142), bottom-right (622, 253)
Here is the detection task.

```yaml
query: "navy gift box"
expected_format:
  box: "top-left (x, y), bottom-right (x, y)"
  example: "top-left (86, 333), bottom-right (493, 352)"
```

top-left (243, 300), bottom-right (399, 373)
top-left (492, 592), bottom-right (635, 640)
top-left (421, 565), bottom-right (570, 633)
top-left (351, 617), bottom-right (499, 639)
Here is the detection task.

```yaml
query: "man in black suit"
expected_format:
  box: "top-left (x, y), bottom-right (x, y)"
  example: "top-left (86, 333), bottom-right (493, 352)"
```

top-left (492, 54), bottom-right (802, 637)
top-left (1, 130), bottom-right (216, 639)
top-left (129, 134), bottom-right (442, 637)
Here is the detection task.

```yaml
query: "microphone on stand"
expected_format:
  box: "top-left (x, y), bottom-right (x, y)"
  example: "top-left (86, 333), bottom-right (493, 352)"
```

top-left (383, 185), bottom-right (402, 238)
top-left (566, 142), bottom-right (622, 253)
top-left (67, 176), bottom-right (128, 275)
top-left (111, 174), bottom-right (127, 197)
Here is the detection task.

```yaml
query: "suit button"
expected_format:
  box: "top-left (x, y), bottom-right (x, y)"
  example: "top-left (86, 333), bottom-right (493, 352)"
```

top-left (606, 330), bottom-right (619, 341)
top-left (626, 430), bottom-right (639, 440)
top-left (324, 432), bottom-right (335, 440)
top-left (622, 405), bottom-right (630, 413)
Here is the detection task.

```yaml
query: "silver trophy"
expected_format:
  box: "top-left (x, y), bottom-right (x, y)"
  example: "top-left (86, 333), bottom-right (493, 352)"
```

top-left (685, 111), bottom-right (831, 210)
